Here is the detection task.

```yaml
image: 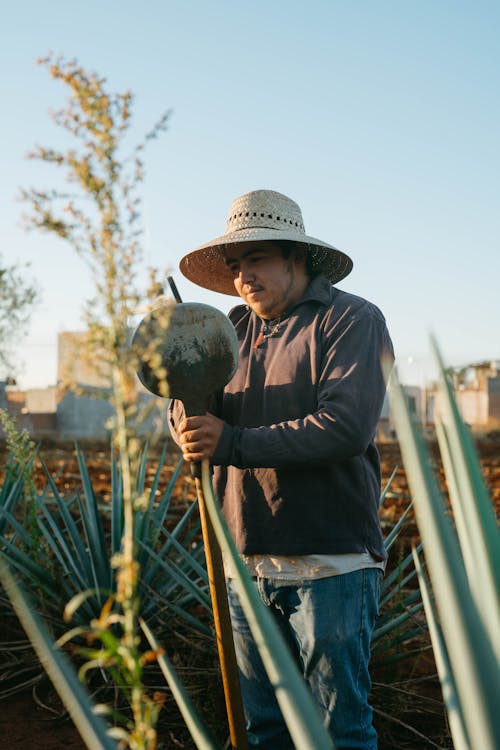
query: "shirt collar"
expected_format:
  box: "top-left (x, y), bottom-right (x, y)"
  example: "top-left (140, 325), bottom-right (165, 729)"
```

top-left (240, 274), bottom-right (336, 321)
top-left (292, 273), bottom-right (335, 310)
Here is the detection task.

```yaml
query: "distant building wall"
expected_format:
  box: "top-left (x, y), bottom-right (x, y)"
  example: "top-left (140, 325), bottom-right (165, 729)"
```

top-left (428, 385), bottom-right (498, 428)
top-left (385, 385), bottom-right (426, 439)
top-left (30, 412), bottom-right (57, 434)
top-left (56, 386), bottom-right (170, 440)
top-left (456, 390), bottom-right (489, 425)
top-left (2, 387), bottom-right (32, 434)
top-left (56, 388), bottom-right (115, 440)
top-left (488, 377), bottom-right (500, 421)
top-left (0, 382), bottom-right (7, 411)
top-left (26, 387), bottom-right (57, 414)
top-left (58, 331), bottom-right (111, 389)
top-left (402, 385), bottom-right (426, 424)
top-left (55, 330), bottom-right (171, 440)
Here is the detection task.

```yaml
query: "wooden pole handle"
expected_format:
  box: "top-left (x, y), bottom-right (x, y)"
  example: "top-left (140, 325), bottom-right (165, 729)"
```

top-left (195, 477), bottom-right (248, 750)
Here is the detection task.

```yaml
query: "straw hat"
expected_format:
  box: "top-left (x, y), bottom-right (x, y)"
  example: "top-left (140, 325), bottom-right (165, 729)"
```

top-left (179, 189), bottom-right (353, 296)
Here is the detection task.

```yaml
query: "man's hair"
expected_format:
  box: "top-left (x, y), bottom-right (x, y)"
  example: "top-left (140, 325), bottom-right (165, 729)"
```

top-left (277, 241), bottom-right (318, 279)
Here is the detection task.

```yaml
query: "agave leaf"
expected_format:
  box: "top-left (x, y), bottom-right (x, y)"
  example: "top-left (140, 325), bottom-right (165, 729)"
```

top-left (381, 543), bottom-right (423, 593)
top-left (135, 439), bottom-right (150, 497)
top-left (170, 506), bottom-right (203, 549)
top-left (379, 464), bottom-right (399, 508)
top-left (435, 418), bottom-right (473, 562)
top-left (35, 501), bottom-right (91, 591)
top-left (133, 443), bottom-right (150, 542)
top-left (431, 337), bottom-right (500, 565)
top-left (378, 568), bottom-right (418, 609)
top-left (141, 588), bottom-right (212, 636)
top-left (0, 538), bottom-right (59, 591)
top-left (75, 492), bottom-right (111, 601)
top-left (141, 529), bottom-right (208, 591)
top-left (388, 363), bottom-right (500, 749)
top-left (75, 446), bottom-right (110, 587)
top-left (140, 618), bottom-right (220, 750)
top-left (142, 498), bottom-right (201, 587)
top-left (383, 501), bottom-right (414, 551)
top-left (375, 588), bottom-right (422, 626)
top-left (412, 547), bottom-right (470, 750)
top-left (136, 441), bottom-right (167, 545)
top-left (0, 471), bottom-right (26, 534)
top-left (0, 504), bottom-right (38, 546)
top-left (372, 625), bottom-right (429, 659)
top-left (140, 544), bottom-right (211, 611)
top-left (0, 539), bottom-right (96, 625)
top-left (151, 454), bottom-right (184, 535)
top-left (372, 601), bottom-right (424, 641)
top-left (431, 345), bottom-right (500, 659)
top-left (38, 464), bottom-right (95, 582)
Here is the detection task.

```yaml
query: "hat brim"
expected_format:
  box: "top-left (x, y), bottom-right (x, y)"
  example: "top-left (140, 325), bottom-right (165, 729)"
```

top-left (179, 227), bottom-right (353, 296)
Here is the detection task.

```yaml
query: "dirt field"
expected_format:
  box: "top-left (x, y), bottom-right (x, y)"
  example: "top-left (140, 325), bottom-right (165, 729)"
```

top-left (1, 437), bottom-right (499, 749)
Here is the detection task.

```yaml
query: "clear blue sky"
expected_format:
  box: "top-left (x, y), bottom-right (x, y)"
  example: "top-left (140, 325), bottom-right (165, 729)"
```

top-left (1, 0), bottom-right (499, 389)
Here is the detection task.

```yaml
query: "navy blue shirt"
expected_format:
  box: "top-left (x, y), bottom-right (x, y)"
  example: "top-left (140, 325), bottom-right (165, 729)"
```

top-left (169, 275), bottom-right (394, 559)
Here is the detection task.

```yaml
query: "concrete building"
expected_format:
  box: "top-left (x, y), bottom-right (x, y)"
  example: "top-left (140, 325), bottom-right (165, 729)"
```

top-left (25, 387), bottom-right (57, 434)
top-left (0, 381), bottom-right (7, 411)
top-left (379, 360), bottom-right (500, 439)
top-left (428, 360), bottom-right (500, 430)
top-left (378, 385), bottom-right (429, 442)
top-left (55, 331), bottom-right (170, 440)
top-left (2, 332), bottom-right (169, 441)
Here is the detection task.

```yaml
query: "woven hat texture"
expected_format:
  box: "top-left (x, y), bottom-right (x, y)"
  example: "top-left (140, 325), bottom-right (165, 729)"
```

top-left (179, 189), bottom-right (353, 296)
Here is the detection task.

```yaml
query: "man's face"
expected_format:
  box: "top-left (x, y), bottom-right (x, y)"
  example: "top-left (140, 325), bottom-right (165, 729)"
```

top-left (224, 241), bottom-right (309, 320)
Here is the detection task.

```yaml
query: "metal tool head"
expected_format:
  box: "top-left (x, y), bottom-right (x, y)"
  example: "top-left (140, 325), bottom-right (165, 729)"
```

top-left (133, 302), bottom-right (238, 415)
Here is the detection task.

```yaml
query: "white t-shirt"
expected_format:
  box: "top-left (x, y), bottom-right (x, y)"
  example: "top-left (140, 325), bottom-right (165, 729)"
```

top-left (224, 551), bottom-right (385, 581)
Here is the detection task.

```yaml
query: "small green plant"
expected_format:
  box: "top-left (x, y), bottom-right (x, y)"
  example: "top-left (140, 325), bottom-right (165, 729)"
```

top-left (0, 408), bottom-right (38, 531)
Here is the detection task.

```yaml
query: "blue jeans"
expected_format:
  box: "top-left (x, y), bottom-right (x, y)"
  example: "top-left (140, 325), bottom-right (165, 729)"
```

top-left (226, 569), bottom-right (382, 750)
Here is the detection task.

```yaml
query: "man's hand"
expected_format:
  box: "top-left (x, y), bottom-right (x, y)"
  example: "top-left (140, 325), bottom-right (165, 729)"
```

top-left (178, 413), bottom-right (225, 462)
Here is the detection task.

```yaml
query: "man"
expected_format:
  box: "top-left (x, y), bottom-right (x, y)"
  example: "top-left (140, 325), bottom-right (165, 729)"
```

top-left (168, 189), bottom-right (394, 749)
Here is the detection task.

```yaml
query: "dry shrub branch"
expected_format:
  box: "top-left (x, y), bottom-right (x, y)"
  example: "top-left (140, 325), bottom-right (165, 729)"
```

top-left (21, 54), bottom-right (173, 749)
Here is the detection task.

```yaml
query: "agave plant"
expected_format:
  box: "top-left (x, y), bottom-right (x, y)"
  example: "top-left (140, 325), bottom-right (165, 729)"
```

top-left (372, 466), bottom-right (426, 668)
top-left (0, 407), bottom-right (38, 536)
top-left (0, 456), bottom-right (29, 536)
top-left (0, 443), bottom-right (212, 698)
top-left (388, 339), bottom-right (500, 750)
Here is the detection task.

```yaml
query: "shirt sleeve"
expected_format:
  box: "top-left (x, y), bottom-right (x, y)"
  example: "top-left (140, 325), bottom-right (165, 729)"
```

top-left (167, 391), bottom-right (222, 447)
top-left (212, 305), bottom-right (394, 468)
top-left (167, 398), bottom-right (185, 448)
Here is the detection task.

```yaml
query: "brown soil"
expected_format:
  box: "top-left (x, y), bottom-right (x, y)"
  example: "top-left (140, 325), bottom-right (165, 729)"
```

top-left (0, 690), bottom-right (88, 750)
top-left (1, 437), bottom-right (499, 749)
